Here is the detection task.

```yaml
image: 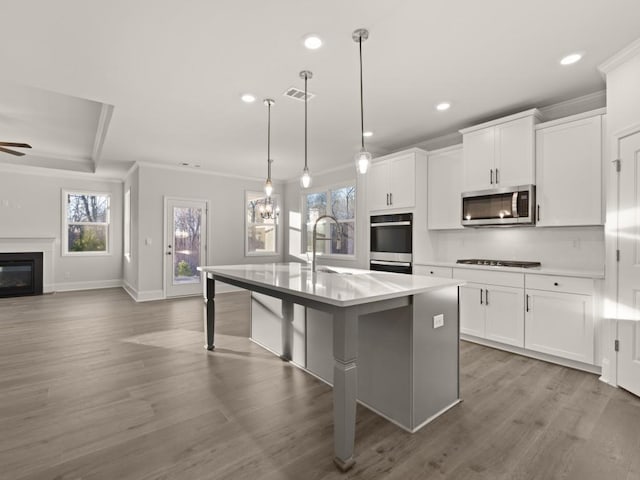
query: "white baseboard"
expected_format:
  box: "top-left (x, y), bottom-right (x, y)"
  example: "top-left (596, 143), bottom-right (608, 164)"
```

top-left (460, 334), bottom-right (602, 375)
top-left (55, 279), bottom-right (122, 292)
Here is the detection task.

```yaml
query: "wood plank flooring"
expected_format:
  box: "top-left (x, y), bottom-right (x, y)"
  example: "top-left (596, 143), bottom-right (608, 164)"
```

top-left (1, 288), bottom-right (639, 480)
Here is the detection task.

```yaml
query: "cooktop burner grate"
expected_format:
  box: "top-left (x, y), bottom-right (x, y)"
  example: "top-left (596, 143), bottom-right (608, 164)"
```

top-left (456, 259), bottom-right (541, 268)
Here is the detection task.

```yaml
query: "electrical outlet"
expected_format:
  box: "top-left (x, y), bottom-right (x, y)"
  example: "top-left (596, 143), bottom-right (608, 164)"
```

top-left (433, 314), bottom-right (444, 329)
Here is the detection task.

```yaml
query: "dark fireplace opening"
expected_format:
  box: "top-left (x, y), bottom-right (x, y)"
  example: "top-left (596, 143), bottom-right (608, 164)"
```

top-left (0, 252), bottom-right (44, 298)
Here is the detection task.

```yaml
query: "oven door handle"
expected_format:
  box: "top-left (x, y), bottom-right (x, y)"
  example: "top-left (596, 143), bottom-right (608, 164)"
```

top-left (371, 221), bottom-right (411, 227)
top-left (370, 260), bottom-right (412, 267)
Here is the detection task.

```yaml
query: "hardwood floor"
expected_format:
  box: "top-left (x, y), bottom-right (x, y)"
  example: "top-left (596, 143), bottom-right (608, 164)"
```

top-left (1, 288), bottom-right (639, 480)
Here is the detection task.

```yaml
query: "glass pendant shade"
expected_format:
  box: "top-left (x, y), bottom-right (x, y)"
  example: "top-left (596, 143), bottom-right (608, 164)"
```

top-left (264, 178), bottom-right (273, 197)
top-left (355, 148), bottom-right (371, 174)
top-left (300, 166), bottom-right (312, 188)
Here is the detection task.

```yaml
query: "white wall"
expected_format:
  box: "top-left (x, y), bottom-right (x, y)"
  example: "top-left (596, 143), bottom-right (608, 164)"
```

top-left (122, 165), bottom-right (139, 294)
top-left (0, 168), bottom-right (123, 290)
top-left (283, 165), bottom-right (368, 270)
top-left (132, 164), bottom-right (284, 299)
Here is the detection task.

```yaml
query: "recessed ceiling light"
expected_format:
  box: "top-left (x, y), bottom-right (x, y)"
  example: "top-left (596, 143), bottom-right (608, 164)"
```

top-left (303, 34), bottom-right (323, 50)
top-left (241, 93), bottom-right (256, 103)
top-left (560, 53), bottom-right (583, 66)
top-left (363, 131), bottom-right (373, 137)
top-left (436, 102), bottom-right (451, 111)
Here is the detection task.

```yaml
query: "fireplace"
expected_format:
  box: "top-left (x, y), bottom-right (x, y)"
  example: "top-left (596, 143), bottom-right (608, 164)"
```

top-left (0, 252), bottom-right (44, 298)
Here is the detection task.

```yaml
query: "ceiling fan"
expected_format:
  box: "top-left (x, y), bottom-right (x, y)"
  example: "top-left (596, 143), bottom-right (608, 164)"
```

top-left (0, 142), bottom-right (32, 156)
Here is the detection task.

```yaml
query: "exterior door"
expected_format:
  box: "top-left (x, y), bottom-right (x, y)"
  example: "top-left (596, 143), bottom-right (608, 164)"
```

top-left (165, 198), bottom-right (207, 298)
top-left (617, 130), bottom-right (640, 397)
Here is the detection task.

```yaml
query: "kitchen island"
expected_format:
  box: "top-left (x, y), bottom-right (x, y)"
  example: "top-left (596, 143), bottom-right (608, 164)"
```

top-left (198, 262), bottom-right (463, 471)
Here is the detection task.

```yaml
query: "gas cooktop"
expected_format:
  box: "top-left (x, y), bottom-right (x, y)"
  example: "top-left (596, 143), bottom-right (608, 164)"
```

top-left (456, 259), bottom-right (542, 268)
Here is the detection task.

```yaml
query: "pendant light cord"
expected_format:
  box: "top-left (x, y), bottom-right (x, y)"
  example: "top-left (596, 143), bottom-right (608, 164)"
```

top-left (359, 36), bottom-right (365, 150)
top-left (304, 74), bottom-right (308, 169)
top-left (267, 101), bottom-right (271, 180)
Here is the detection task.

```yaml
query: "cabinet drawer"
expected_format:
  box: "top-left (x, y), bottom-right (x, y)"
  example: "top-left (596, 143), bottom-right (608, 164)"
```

top-left (414, 265), bottom-right (453, 278)
top-left (452, 268), bottom-right (524, 288)
top-left (525, 274), bottom-right (594, 295)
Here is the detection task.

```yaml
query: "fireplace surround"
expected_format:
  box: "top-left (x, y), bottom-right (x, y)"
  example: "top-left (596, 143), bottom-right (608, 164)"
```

top-left (0, 252), bottom-right (44, 298)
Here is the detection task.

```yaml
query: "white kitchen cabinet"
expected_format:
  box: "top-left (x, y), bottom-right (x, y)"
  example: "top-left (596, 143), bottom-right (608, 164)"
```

top-left (535, 110), bottom-right (604, 226)
top-left (458, 282), bottom-right (524, 347)
top-left (427, 145), bottom-right (464, 229)
top-left (413, 264), bottom-right (453, 278)
top-left (461, 109), bottom-right (541, 191)
top-left (368, 150), bottom-right (421, 212)
top-left (525, 274), bottom-right (595, 364)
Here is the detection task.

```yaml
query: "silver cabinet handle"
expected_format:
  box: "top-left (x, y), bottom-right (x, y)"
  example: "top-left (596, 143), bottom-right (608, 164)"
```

top-left (526, 294), bottom-right (530, 312)
top-left (495, 168), bottom-right (499, 184)
top-left (485, 289), bottom-right (489, 305)
top-left (537, 205), bottom-right (540, 222)
top-left (389, 192), bottom-right (393, 205)
top-left (480, 288), bottom-right (484, 305)
top-left (490, 169), bottom-right (494, 185)
top-left (386, 193), bottom-right (389, 205)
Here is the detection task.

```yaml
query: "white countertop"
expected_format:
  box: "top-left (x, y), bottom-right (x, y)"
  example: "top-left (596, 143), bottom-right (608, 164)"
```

top-left (198, 263), bottom-right (463, 307)
top-left (416, 261), bottom-right (604, 279)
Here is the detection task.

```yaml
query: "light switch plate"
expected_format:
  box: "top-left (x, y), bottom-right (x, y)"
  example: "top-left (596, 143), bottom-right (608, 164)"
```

top-left (433, 314), bottom-right (444, 329)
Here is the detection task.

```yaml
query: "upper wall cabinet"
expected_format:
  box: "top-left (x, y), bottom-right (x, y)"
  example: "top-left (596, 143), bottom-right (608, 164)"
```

top-left (368, 149), bottom-right (425, 212)
top-left (535, 110), bottom-right (604, 226)
top-left (461, 109), bottom-right (542, 192)
top-left (427, 145), bottom-right (464, 230)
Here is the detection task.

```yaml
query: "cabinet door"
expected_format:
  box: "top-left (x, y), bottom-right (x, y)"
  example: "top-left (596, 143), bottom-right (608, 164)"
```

top-left (463, 127), bottom-right (494, 191)
top-left (525, 290), bottom-right (594, 364)
top-left (428, 147), bottom-right (464, 229)
top-left (367, 161), bottom-right (390, 211)
top-left (484, 285), bottom-right (524, 347)
top-left (388, 154), bottom-right (416, 209)
top-left (459, 284), bottom-right (485, 337)
top-left (495, 116), bottom-right (535, 187)
top-left (536, 115), bottom-right (602, 226)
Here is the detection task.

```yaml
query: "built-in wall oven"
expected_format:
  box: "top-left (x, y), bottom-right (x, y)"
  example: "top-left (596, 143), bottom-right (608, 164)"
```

top-left (369, 213), bottom-right (412, 274)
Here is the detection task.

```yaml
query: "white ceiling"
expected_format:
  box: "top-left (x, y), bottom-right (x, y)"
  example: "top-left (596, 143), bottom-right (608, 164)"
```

top-left (1, 0), bottom-right (639, 180)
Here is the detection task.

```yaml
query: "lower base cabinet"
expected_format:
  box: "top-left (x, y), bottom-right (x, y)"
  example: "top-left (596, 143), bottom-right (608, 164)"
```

top-left (524, 289), bottom-right (594, 364)
top-left (459, 283), bottom-right (524, 348)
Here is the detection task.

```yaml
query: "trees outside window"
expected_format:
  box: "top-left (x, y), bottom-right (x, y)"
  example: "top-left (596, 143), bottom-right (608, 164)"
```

top-left (63, 191), bottom-right (110, 254)
top-left (304, 184), bottom-right (356, 256)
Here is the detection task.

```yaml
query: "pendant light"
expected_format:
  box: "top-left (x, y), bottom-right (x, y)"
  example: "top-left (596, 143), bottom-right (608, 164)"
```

top-left (263, 98), bottom-right (275, 197)
top-left (353, 28), bottom-right (371, 175)
top-left (300, 70), bottom-right (313, 189)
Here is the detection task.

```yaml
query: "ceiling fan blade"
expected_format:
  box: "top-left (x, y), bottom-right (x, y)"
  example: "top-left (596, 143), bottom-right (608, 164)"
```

top-left (0, 142), bottom-right (32, 148)
top-left (0, 146), bottom-right (26, 156)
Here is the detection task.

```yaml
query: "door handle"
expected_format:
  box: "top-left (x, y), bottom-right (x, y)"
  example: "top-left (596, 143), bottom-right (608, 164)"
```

top-left (526, 294), bottom-right (530, 312)
top-left (490, 169), bottom-right (494, 185)
top-left (480, 288), bottom-right (483, 305)
top-left (537, 205), bottom-right (540, 222)
top-left (495, 168), bottom-right (499, 184)
top-left (485, 289), bottom-right (489, 306)
top-left (386, 193), bottom-right (389, 206)
top-left (389, 193), bottom-right (393, 205)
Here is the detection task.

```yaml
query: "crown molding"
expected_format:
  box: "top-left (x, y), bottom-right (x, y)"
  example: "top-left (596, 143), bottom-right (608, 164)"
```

top-left (0, 161), bottom-right (122, 183)
top-left (598, 37), bottom-right (640, 75)
top-left (135, 160), bottom-right (281, 184)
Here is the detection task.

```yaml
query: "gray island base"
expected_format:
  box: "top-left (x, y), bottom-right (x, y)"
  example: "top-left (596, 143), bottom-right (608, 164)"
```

top-left (198, 263), bottom-right (463, 471)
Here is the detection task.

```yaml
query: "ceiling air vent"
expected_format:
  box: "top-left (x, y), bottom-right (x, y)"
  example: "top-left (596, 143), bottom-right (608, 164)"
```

top-left (283, 87), bottom-right (315, 102)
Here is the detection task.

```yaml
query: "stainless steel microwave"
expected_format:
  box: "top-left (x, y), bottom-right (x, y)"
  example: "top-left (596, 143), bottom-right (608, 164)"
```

top-left (461, 185), bottom-right (536, 227)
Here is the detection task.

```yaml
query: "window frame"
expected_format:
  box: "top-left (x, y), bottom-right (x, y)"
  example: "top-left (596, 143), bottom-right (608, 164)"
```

top-left (302, 181), bottom-right (357, 260)
top-left (245, 191), bottom-right (281, 257)
top-left (61, 189), bottom-right (112, 256)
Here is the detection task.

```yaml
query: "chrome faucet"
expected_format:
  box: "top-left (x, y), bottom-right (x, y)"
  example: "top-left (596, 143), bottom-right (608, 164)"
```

top-left (312, 215), bottom-right (343, 272)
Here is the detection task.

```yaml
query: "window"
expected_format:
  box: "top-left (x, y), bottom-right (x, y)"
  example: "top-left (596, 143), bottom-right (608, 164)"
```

top-left (124, 189), bottom-right (131, 261)
top-left (63, 191), bottom-right (111, 255)
top-left (304, 184), bottom-right (356, 256)
top-left (246, 191), bottom-right (279, 256)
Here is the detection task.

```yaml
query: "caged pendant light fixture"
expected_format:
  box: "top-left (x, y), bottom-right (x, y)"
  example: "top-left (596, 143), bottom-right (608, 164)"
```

top-left (299, 70), bottom-right (313, 189)
top-left (353, 28), bottom-right (371, 175)
top-left (263, 98), bottom-right (275, 197)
